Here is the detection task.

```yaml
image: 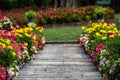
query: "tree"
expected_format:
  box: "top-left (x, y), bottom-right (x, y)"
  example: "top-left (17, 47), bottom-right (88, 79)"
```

top-left (110, 0), bottom-right (120, 13)
top-left (60, 0), bottom-right (66, 8)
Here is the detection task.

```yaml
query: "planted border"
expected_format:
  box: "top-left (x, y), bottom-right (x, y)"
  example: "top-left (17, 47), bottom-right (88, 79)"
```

top-left (78, 22), bottom-right (120, 80)
top-left (0, 11), bottom-right (46, 80)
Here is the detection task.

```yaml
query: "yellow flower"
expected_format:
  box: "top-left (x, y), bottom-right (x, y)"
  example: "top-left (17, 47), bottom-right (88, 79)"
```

top-left (12, 52), bottom-right (16, 56)
top-left (7, 46), bottom-right (13, 50)
top-left (96, 32), bottom-right (101, 36)
top-left (40, 27), bottom-right (44, 32)
top-left (5, 39), bottom-right (11, 45)
top-left (103, 73), bottom-right (108, 79)
top-left (81, 26), bottom-right (86, 30)
top-left (28, 23), bottom-right (31, 27)
top-left (19, 28), bottom-right (23, 33)
top-left (33, 36), bottom-right (36, 40)
top-left (25, 33), bottom-right (31, 37)
top-left (18, 34), bottom-right (22, 37)
top-left (102, 36), bottom-right (107, 40)
top-left (90, 40), bottom-right (94, 43)
top-left (118, 34), bottom-right (120, 36)
top-left (100, 30), bottom-right (106, 34)
top-left (33, 23), bottom-right (37, 27)
top-left (24, 43), bottom-right (28, 47)
top-left (111, 23), bottom-right (116, 26)
top-left (2, 43), bottom-right (6, 48)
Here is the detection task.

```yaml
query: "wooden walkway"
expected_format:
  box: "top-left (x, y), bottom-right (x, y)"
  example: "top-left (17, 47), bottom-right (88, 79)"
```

top-left (13, 44), bottom-right (104, 80)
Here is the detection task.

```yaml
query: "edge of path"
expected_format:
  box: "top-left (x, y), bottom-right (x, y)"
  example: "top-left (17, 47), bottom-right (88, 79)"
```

top-left (46, 40), bottom-right (78, 44)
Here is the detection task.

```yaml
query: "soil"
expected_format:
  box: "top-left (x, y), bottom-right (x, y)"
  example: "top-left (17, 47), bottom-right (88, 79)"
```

top-left (44, 18), bottom-right (116, 28)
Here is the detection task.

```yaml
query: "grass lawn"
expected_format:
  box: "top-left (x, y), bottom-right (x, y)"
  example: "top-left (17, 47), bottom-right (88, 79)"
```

top-left (44, 26), bottom-right (82, 41)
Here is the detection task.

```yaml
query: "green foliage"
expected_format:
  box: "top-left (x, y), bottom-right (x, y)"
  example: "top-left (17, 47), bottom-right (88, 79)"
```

top-left (0, 48), bottom-right (17, 67)
top-left (105, 37), bottom-right (120, 55)
top-left (115, 14), bottom-right (120, 23)
top-left (95, 7), bottom-right (106, 14)
top-left (25, 11), bottom-right (36, 18)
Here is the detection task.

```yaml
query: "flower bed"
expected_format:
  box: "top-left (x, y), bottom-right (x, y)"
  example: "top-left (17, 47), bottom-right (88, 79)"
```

top-left (2, 6), bottom-right (115, 26)
top-left (0, 11), bottom-right (45, 80)
top-left (78, 22), bottom-right (120, 80)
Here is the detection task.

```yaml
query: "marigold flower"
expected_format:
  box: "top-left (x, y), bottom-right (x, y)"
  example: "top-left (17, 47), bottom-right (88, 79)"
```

top-left (81, 26), bottom-right (86, 30)
top-left (2, 43), bottom-right (6, 48)
top-left (100, 30), bottom-right (106, 33)
top-left (33, 36), bottom-right (36, 40)
top-left (12, 52), bottom-right (16, 56)
top-left (102, 36), bottom-right (107, 40)
top-left (96, 32), bottom-right (101, 36)
top-left (7, 46), bottom-right (13, 50)
top-left (5, 39), bottom-right (11, 45)
top-left (118, 34), bottom-right (120, 36)
top-left (40, 27), bottom-right (44, 32)
top-left (103, 73), bottom-right (108, 79)
top-left (24, 43), bottom-right (28, 47)
top-left (90, 40), bottom-right (94, 42)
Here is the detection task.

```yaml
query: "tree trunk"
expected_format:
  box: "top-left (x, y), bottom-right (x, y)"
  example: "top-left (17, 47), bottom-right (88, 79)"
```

top-left (66, 0), bottom-right (73, 7)
top-left (72, 0), bottom-right (77, 8)
top-left (54, 0), bottom-right (58, 8)
top-left (60, 0), bottom-right (65, 8)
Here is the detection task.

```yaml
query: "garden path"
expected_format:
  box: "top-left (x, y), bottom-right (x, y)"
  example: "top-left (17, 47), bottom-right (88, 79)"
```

top-left (13, 43), bottom-right (104, 80)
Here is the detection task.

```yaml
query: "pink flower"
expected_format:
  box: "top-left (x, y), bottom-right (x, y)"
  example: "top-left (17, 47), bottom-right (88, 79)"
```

top-left (38, 45), bottom-right (43, 49)
top-left (33, 32), bottom-right (36, 36)
top-left (0, 67), bottom-right (5, 71)
top-left (10, 44), bottom-right (15, 49)
top-left (24, 25), bottom-right (27, 28)
top-left (117, 73), bottom-right (120, 77)
top-left (19, 43), bottom-right (25, 51)
top-left (31, 46), bottom-right (36, 51)
top-left (96, 43), bottom-right (103, 53)
top-left (109, 67), bottom-right (115, 74)
top-left (1, 30), bottom-right (8, 35)
top-left (91, 51), bottom-right (95, 56)
top-left (33, 40), bottom-right (37, 45)
top-left (0, 23), bottom-right (2, 28)
top-left (10, 35), bottom-right (17, 40)
top-left (0, 74), bottom-right (6, 80)
top-left (16, 52), bottom-right (21, 59)
top-left (41, 36), bottom-right (46, 44)
top-left (7, 68), bottom-right (15, 77)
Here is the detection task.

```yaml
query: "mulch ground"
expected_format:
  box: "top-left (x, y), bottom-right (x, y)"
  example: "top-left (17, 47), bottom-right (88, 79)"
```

top-left (44, 18), bottom-right (116, 28)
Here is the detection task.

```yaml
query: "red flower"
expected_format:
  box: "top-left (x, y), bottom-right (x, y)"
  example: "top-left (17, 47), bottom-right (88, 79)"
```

top-left (107, 32), bottom-right (114, 36)
top-left (0, 10), bottom-right (4, 19)
top-left (91, 56), bottom-right (96, 63)
top-left (77, 39), bottom-right (80, 43)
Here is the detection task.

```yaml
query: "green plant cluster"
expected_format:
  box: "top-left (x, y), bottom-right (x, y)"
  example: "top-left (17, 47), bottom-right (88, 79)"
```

top-left (25, 10), bottom-right (36, 18)
top-left (2, 6), bottom-right (115, 26)
top-left (95, 6), bottom-right (106, 15)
